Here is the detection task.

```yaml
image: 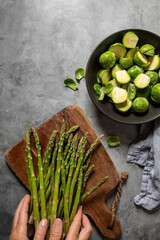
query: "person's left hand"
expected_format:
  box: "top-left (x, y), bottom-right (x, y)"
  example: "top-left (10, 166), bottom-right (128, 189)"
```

top-left (10, 195), bottom-right (48, 240)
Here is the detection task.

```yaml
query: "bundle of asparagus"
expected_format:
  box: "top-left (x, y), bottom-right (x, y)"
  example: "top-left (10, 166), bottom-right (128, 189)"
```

top-left (25, 120), bottom-right (108, 239)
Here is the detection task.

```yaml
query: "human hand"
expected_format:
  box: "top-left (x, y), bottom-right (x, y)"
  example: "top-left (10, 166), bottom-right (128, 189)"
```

top-left (10, 195), bottom-right (92, 240)
top-left (10, 195), bottom-right (62, 240)
top-left (66, 206), bottom-right (92, 240)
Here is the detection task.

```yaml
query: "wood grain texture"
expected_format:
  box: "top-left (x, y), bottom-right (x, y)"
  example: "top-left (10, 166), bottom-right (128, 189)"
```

top-left (5, 105), bottom-right (121, 239)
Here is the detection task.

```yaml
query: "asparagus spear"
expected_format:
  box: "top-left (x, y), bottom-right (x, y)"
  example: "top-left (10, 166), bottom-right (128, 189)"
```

top-left (26, 126), bottom-right (40, 229)
top-left (63, 133), bottom-right (73, 161)
top-left (82, 164), bottom-right (95, 193)
top-left (43, 130), bottom-right (57, 177)
top-left (51, 120), bottom-right (65, 225)
top-left (83, 134), bottom-right (104, 163)
top-left (68, 133), bottom-right (88, 212)
top-left (81, 176), bottom-right (108, 201)
top-left (70, 168), bottom-right (83, 224)
top-left (65, 125), bottom-right (80, 138)
top-left (64, 134), bottom-right (79, 234)
top-left (25, 126), bottom-right (33, 215)
top-left (32, 126), bottom-right (47, 219)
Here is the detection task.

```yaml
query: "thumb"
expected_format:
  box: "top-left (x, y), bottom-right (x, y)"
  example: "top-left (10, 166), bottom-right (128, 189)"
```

top-left (50, 218), bottom-right (62, 240)
top-left (34, 219), bottom-right (48, 240)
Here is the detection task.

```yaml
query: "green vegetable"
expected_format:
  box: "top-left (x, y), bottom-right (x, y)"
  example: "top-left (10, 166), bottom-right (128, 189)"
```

top-left (75, 68), bottom-right (85, 81)
top-left (115, 98), bottom-right (132, 112)
top-left (132, 97), bottom-right (149, 113)
top-left (94, 31), bottom-right (160, 115)
top-left (122, 83), bottom-right (136, 100)
top-left (104, 82), bottom-right (114, 94)
top-left (64, 78), bottom-right (78, 91)
top-left (115, 70), bottom-right (131, 84)
top-left (140, 44), bottom-right (155, 56)
top-left (26, 126), bottom-right (40, 229)
top-left (122, 31), bottom-right (139, 48)
top-left (136, 85), bottom-right (151, 98)
top-left (99, 51), bottom-right (116, 69)
top-left (151, 83), bottom-right (160, 103)
top-left (127, 65), bottom-right (144, 79)
top-left (107, 79), bottom-right (120, 97)
top-left (109, 43), bottom-right (127, 60)
top-left (119, 57), bottom-right (133, 69)
top-left (32, 127), bottom-right (47, 220)
top-left (111, 64), bottom-right (123, 79)
top-left (97, 69), bottom-right (111, 84)
top-left (99, 86), bottom-right (106, 101)
top-left (111, 87), bottom-right (128, 104)
top-left (145, 55), bottom-right (160, 70)
top-left (126, 47), bottom-right (139, 60)
top-left (134, 73), bottom-right (150, 89)
top-left (26, 121), bottom-right (108, 237)
top-left (134, 51), bottom-right (149, 67)
top-left (81, 176), bottom-right (108, 201)
top-left (94, 83), bottom-right (101, 95)
top-left (145, 49), bottom-right (155, 56)
top-left (107, 136), bottom-right (120, 147)
top-left (145, 71), bottom-right (158, 85)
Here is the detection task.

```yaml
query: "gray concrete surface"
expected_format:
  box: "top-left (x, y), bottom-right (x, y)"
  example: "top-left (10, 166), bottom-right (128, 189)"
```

top-left (0, 0), bottom-right (160, 239)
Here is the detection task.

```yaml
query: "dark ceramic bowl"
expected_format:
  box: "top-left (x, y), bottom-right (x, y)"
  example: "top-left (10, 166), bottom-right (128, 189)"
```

top-left (85, 29), bottom-right (160, 124)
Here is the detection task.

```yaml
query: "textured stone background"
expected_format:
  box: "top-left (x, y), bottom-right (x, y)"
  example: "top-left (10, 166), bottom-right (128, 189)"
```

top-left (0, 0), bottom-right (160, 239)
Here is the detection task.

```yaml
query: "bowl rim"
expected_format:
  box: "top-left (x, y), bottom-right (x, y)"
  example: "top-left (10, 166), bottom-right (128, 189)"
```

top-left (85, 28), bottom-right (160, 125)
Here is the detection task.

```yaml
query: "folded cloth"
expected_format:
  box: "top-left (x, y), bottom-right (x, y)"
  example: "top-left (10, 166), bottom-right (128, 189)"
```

top-left (127, 118), bottom-right (160, 211)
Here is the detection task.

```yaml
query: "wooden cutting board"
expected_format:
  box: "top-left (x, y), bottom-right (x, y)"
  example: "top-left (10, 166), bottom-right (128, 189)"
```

top-left (5, 105), bottom-right (121, 239)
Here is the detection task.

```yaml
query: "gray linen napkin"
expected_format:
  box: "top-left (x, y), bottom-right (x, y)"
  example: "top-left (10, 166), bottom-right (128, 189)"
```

top-left (127, 118), bottom-right (160, 211)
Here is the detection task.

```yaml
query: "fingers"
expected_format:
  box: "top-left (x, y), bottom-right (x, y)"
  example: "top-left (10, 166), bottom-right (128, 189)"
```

top-left (17, 195), bottom-right (30, 235)
top-left (79, 214), bottom-right (92, 240)
top-left (66, 206), bottom-right (82, 240)
top-left (34, 219), bottom-right (48, 240)
top-left (49, 219), bottom-right (62, 240)
top-left (12, 195), bottom-right (26, 229)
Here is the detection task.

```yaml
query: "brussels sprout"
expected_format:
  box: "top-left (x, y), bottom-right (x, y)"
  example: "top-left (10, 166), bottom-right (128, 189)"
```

top-left (99, 51), bottom-right (116, 69)
top-left (134, 73), bottom-right (150, 89)
top-left (115, 98), bottom-right (132, 112)
top-left (107, 136), bottom-right (120, 147)
top-left (64, 78), bottom-right (78, 91)
top-left (109, 43), bottom-right (127, 60)
top-left (136, 85), bottom-right (151, 98)
top-left (111, 64), bottom-right (123, 79)
top-left (126, 47), bottom-right (139, 60)
top-left (140, 44), bottom-right (155, 55)
top-left (111, 87), bottom-right (128, 104)
top-left (104, 82), bottom-right (114, 94)
top-left (122, 31), bottom-right (139, 48)
top-left (122, 83), bottom-right (136, 100)
top-left (99, 86), bottom-right (106, 101)
top-left (115, 70), bottom-right (131, 84)
top-left (127, 65), bottom-right (144, 79)
top-left (145, 71), bottom-right (158, 85)
top-left (145, 49), bottom-right (155, 57)
top-left (75, 68), bottom-right (85, 81)
top-left (134, 51), bottom-right (149, 67)
top-left (97, 69), bottom-right (111, 84)
top-left (119, 57), bottom-right (133, 69)
top-left (151, 83), bottom-right (160, 103)
top-left (145, 55), bottom-right (160, 71)
top-left (94, 83), bottom-right (101, 95)
top-left (132, 97), bottom-right (149, 113)
top-left (107, 79), bottom-right (120, 97)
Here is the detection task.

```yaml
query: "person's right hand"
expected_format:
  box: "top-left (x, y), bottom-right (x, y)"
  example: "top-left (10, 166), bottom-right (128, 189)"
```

top-left (66, 206), bottom-right (92, 240)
